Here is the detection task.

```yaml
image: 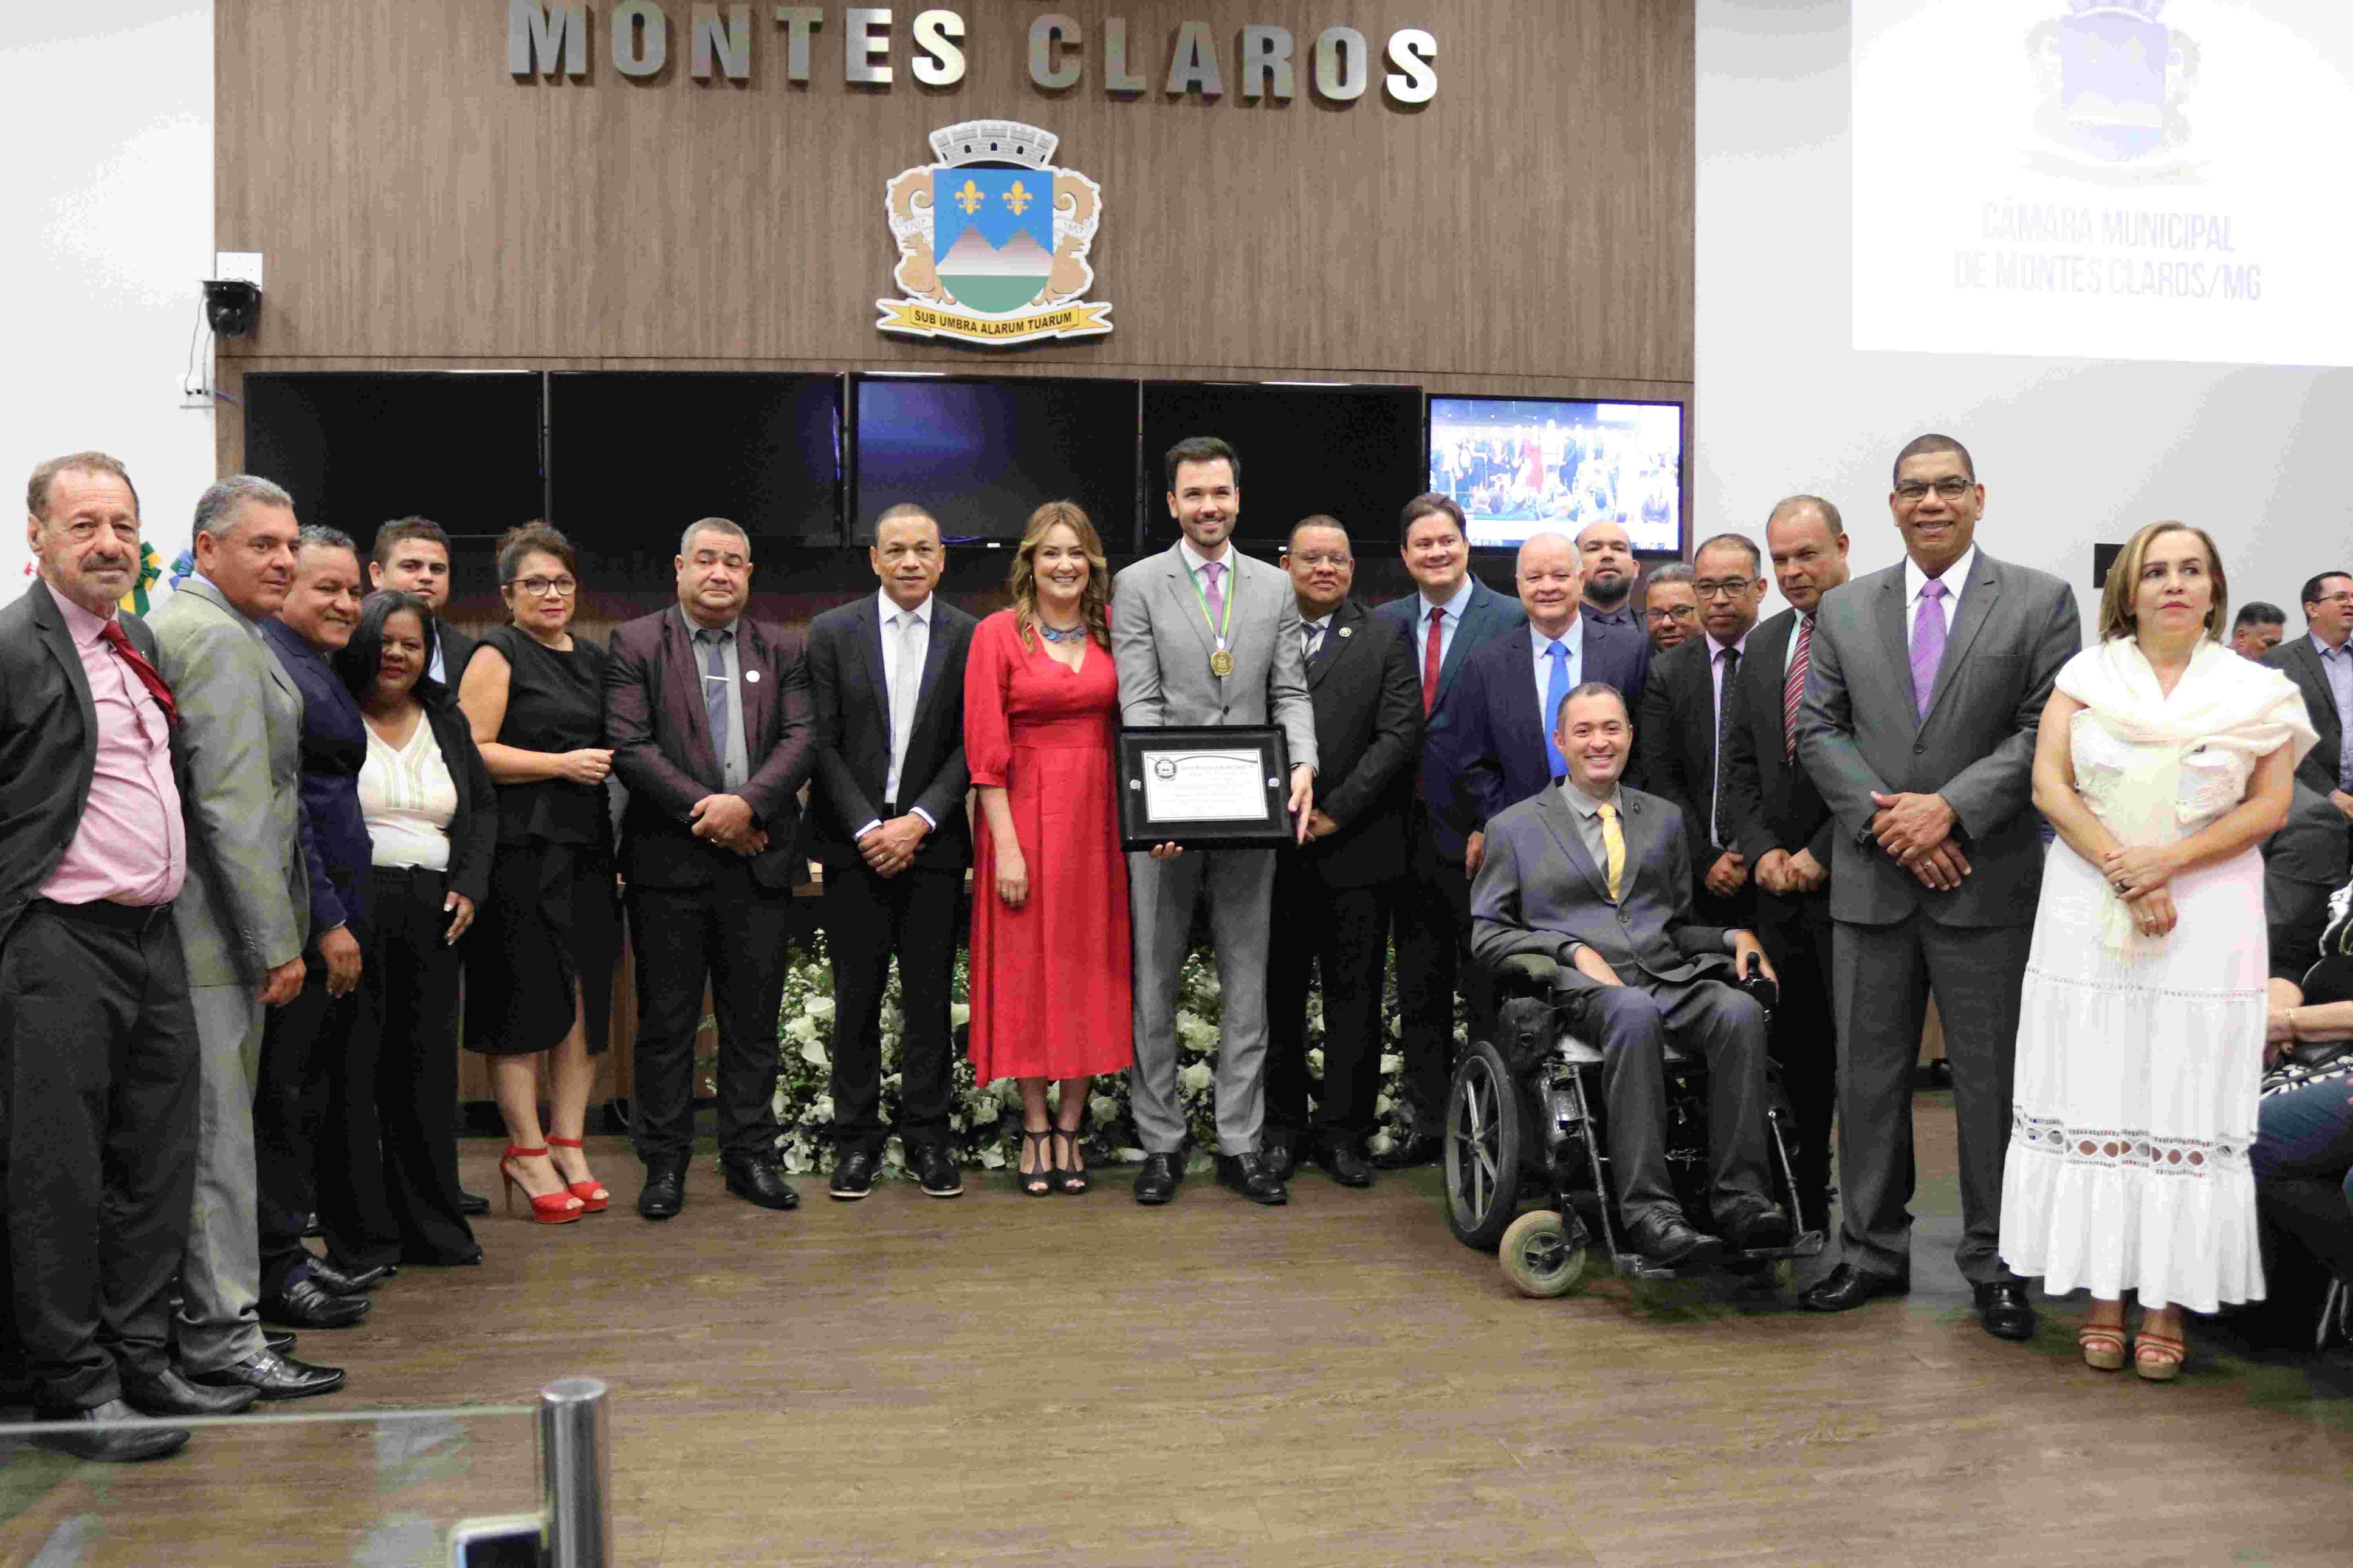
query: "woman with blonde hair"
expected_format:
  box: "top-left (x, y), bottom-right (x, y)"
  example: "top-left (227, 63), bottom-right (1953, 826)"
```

top-left (963, 501), bottom-right (1133, 1195)
top-left (2002, 520), bottom-right (2314, 1377)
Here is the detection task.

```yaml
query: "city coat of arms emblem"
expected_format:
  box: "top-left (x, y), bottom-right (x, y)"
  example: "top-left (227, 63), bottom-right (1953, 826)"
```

top-left (877, 120), bottom-right (1111, 346)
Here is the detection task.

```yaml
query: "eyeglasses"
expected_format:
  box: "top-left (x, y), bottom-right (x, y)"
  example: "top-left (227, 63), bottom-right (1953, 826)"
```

top-left (2311, 592), bottom-right (2353, 609)
top-left (1644, 604), bottom-right (1699, 623)
top-left (1692, 579), bottom-right (1760, 600)
top-left (1289, 552), bottom-right (1352, 568)
top-left (515, 577), bottom-right (577, 598)
top-left (1894, 478), bottom-right (1975, 502)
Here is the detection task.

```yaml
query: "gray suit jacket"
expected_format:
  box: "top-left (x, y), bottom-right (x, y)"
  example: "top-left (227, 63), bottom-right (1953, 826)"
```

top-left (149, 577), bottom-right (310, 987)
top-left (1112, 543), bottom-right (1317, 773)
top-left (2261, 634), bottom-right (2346, 801)
top-left (1470, 784), bottom-right (1736, 994)
top-left (1795, 550), bottom-right (2080, 928)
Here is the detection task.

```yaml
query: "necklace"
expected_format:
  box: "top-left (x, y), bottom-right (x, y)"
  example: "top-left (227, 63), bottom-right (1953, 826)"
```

top-left (1037, 619), bottom-right (1088, 643)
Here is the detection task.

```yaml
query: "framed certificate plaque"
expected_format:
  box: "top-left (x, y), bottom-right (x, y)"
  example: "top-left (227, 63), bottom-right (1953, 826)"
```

top-left (1116, 727), bottom-right (1295, 851)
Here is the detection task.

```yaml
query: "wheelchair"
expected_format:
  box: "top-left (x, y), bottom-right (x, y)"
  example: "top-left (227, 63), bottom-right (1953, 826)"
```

top-left (1440, 951), bottom-right (1824, 1296)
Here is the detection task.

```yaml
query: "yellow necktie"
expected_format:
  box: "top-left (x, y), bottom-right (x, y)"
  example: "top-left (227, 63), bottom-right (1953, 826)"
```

top-left (1596, 801), bottom-right (1624, 902)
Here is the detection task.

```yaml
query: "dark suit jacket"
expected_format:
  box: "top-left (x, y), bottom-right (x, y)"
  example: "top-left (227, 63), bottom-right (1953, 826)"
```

top-left (1422, 613), bottom-right (1650, 860)
top-left (431, 619), bottom-right (478, 691)
top-left (419, 694), bottom-right (500, 909)
top-left (1718, 609), bottom-right (1836, 871)
top-left (1469, 784), bottom-right (1734, 994)
top-left (263, 616), bottom-right (373, 937)
top-left (805, 594), bottom-right (978, 871)
top-left (2262, 634), bottom-right (2347, 800)
top-left (1796, 551), bottom-right (2080, 928)
top-left (0, 583), bottom-right (171, 950)
top-left (1375, 573), bottom-right (1527, 767)
top-left (1282, 599), bottom-right (1423, 889)
top-left (604, 607), bottom-right (816, 892)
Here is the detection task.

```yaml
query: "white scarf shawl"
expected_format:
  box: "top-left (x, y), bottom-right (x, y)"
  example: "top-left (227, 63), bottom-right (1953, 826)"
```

top-left (2058, 637), bottom-right (2316, 953)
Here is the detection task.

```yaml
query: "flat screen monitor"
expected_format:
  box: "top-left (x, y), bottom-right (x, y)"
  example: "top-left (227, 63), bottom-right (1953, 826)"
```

top-left (850, 375), bottom-right (1138, 545)
top-left (1426, 396), bottom-right (1685, 553)
top-left (242, 372), bottom-right (544, 544)
top-left (549, 372), bottom-right (843, 549)
top-left (1138, 382), bottom-right (1424, 547)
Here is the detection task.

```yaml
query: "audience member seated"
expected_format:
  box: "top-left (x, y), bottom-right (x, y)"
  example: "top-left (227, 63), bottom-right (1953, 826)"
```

top-left (1639, 562), bottom-right (1700, 654)
top-left (1469, 682), bottom-right (1790, 1269)
top-left (2260, 906), bottom-right (2353, 1320)
top-left (2231, 601), bottom-right (2287, 661)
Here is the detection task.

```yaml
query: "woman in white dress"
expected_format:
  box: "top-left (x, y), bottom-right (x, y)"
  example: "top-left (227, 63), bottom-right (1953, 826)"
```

top-left (2003, 521), bottom-right (2314, 1378)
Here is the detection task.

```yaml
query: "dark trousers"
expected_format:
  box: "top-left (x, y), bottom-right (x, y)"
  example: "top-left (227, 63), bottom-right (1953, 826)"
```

top-left (1265, 862), bottom-right (1389, 1146)
top-left (1568, 977), bottom-right (1771, 1227)
top-left (822, 860), bottom-right (961, 1154)
top-left (1754, 888), bottom-right (1836, 1227)
top-left (628, 863), bottom-right (795, 1165)
top-left (257, 914), bottom-right (399, 1285)
top-left (2253, 1074), bottom-right (2353, 1282)
top-left (365, 866), bottom-right (476, 1265)
top-left (1832, 915), bottom-right (2030, 1286)
top-left (0, 901), bottom-right (198, 1409)
top-left (1393, 809), bottom-right (1494, 1130)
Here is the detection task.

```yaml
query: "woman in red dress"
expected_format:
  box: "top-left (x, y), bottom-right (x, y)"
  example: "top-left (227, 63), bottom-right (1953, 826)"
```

top-left (964, 501), bottom-right (1133, 1196)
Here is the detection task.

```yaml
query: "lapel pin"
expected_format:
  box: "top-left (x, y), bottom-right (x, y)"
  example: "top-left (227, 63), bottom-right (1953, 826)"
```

top-left (1338, 626), bottom-right (1353, 637)
top-left (745, 669), bottom-right (760, 683)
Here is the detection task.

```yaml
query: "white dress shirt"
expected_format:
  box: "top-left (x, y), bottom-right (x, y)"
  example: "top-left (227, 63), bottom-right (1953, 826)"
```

top-left (1903, 543), bottom-right (1978, 638)
top-left (1414, 573), bottom-right (1478, 671)
top-left (860, 589), bottom-right (937, 837)
top-left (1528, 616), bottom-right (1585, 704)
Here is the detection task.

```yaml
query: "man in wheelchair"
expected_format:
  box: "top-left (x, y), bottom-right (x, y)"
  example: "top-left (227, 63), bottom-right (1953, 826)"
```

top-left (1468, 682), bottom-right (1794, 1269)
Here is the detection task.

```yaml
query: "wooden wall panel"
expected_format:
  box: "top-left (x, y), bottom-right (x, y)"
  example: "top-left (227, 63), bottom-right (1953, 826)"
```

top-left (215, 1), bottom-right (1695, 383)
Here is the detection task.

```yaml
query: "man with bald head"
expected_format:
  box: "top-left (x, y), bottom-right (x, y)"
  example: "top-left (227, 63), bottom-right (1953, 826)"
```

top-left (1425, 532), bottom-right (1650, 899)
top-left (1717, 496), bottom-right (1851, 1226)
top-left (1577, 521), bottom-right (1643, 633)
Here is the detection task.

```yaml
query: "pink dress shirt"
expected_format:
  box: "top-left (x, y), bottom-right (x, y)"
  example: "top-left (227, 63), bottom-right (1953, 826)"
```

top-left (36, 581), bottom-right (187, 907)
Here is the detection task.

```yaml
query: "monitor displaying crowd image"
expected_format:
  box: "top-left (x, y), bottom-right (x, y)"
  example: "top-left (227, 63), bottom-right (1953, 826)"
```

top-left (1427, 396), bottom-right (1685, 552)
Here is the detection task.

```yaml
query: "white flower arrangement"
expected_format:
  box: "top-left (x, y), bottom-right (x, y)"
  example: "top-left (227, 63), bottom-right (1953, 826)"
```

top-left (743, 931), bottom-right (1449, 1177)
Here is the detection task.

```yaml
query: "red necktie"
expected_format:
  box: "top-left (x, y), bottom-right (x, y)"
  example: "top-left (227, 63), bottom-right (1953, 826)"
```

top-left (98, 618), bottom-right (178, 727)
top-left (1782, 614), bottom-right (1810, 759)
top-left (1422, 607), bottom-right (1445, 715)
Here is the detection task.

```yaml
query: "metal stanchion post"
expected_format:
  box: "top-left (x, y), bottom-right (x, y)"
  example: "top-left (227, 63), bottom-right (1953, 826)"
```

top-left (540, 1378), bottom-right (613, 1568)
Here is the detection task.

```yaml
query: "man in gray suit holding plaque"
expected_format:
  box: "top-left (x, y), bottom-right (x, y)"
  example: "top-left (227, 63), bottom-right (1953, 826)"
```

top-left (1793, 434), bottom-right (2080, 1340)
top-left (1113, 437), bottom-right (1318, 1208)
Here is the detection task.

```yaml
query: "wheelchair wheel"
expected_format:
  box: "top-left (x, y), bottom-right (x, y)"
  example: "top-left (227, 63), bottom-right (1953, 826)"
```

top-left (1444, 1039), bottom-right (1527, 1251)
top-left (1499, 1209), bottom-right (1586, 1298)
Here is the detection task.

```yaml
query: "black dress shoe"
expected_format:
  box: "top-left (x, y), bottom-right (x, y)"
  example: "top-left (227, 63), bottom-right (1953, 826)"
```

top-left (907, 1142), bottom-right (964, 1198)
top-left (1714, 1197), bottom-right (1794, 1251)
top-left (1215, 1152), bottom-right (1288, 1206)
top-left (458, 1190), bottom-right (490, 1217)
top-left (122, 1368), bottom-right (259, 1417)
top-left (637, 1161), bottom-right (686, 1221)
top-left (1260, 1138), bottom-right (1298, 1183)
top-left (1799, 1262), bottom-right (1911, 1312)
top-left (1373, 1132), bottom-right (1443, 1171)
top-left (32, 1399), bottom-right (188, 1462)
top-left (261, 1278), bottom-right (371, 1329)
top-left (1133, 1151), bottom-right (1184, 1205)
top-left (829, 1148), bottom-right (878, 1200)
top-left (263, 1330), bottom-right (296, 1357)
top-left (306, 1259), bottom-right (390, 1296)
top-left (1974, 1280), bottom-right (2038, 1341)
top-left (1625, 1210), bottom-right (1726, 1268)
top-left (722, 1156), bottom-right (802, 1210)
top-left (191, 1349), bottom-right (345, 1402)
top-left (1310, 1138), bottom-right (1375, 1188)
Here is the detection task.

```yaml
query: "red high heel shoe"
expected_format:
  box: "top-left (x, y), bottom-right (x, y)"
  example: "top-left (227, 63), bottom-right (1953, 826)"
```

top-left (501, 1146), bottom-right (584, 1224)
top-left (546, 1135), bottom-right (609, 1213)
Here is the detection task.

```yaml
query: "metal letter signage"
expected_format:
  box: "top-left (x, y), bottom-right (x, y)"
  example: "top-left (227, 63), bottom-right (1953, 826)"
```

top-left (876, 121), bottom-right (1111, 347)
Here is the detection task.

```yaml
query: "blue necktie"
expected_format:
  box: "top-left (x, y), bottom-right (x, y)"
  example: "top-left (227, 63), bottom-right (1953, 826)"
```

top-left (701, 629), bottom-right (730, 770)
top-left (1542, 640), bottom-right (1572, 778)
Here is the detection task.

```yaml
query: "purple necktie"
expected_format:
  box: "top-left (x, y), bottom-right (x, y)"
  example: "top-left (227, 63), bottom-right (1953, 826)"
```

top-left (1910, 580), bottom-right (1948, 721)
top-left (1200, 560), bottom-right (1225, 625)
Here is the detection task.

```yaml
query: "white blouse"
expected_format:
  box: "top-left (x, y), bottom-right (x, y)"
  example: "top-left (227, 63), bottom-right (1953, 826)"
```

top-left (360, 714), bottom-right (458, 871)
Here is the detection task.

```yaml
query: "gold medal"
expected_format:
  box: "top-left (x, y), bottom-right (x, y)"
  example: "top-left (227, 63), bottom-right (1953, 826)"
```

top-left (1210, 649), bottom-right (1234, 678)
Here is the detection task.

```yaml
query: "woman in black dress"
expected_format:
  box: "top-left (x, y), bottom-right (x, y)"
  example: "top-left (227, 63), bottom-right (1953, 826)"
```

top-left (456, 524), bottom-right (618, 1224)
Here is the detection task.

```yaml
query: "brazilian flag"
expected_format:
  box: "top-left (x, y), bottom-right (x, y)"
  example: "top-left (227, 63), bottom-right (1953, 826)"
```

top-left (119, 541), bottom-right (162, 618)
